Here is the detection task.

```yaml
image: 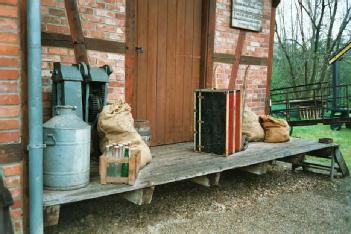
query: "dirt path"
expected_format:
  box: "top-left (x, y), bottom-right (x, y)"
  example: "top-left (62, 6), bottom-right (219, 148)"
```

top-left (46, 165), bottom-right (351, 234)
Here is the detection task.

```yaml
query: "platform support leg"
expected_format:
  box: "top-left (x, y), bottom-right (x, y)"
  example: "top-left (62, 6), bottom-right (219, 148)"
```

top-left (44, 205), bottom-right (60, 227)
top-left (120, 187), bottom-right (155, 205)
top-left (241, 162), bottom-right (269, 175)
top-left (331, 150), bottom-right (335, 180)
top-left (191, 173), bottom-right (220, 187)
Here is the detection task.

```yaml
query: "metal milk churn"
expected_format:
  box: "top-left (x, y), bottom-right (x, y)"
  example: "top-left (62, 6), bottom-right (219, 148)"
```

top-left (43, 105), bottom-right (91, 190)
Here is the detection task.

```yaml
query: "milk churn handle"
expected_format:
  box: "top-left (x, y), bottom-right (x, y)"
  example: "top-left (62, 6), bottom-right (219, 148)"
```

top-left (55, 105), bottom-right (77, 110)
top-left (45, 134), bottom-right (57, 146)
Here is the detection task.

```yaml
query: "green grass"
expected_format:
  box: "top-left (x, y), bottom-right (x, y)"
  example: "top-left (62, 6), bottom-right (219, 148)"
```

top-left (292, 124), bottom-right (351, 167)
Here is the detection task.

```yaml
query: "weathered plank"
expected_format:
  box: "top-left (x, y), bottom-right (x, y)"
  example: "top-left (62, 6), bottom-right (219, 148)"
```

top-left (43, 139), bottom-right (337, 206)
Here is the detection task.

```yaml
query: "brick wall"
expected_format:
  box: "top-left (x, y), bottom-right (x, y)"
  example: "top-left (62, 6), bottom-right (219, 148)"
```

top-left (0, 161), bottom-right (23, 233)
top-left (0, 1), bottom-right (24, 232)
top-left (41, 0), bottom-right (126, 121)
top-left (0, 0), bottom-right (21, 143)
top-left (214, 0), bottom-right (272, 115)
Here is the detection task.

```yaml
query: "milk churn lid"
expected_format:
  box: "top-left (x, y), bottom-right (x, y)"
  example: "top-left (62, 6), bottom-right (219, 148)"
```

top-left (43, 105), bottom-right (90, 130)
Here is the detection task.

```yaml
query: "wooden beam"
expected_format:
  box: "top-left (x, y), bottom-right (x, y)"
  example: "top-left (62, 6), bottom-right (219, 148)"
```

top-left (125, 0), bottom-right (137, 106)
top-left (229, 30), bottom-right (246, 89)
top-left (19, 0), bottom-right (29, 232)
top-left (120, 187), bottom-right (155, 205)
top-left (64, 0), bottom-right (89, 63)
top-left (85, 38), bottom-right (126, 54)
top-left (213, 53), bottom-right (268, 66)
top-left (203, 0), bottom-right (216, 88)
top-left (41, 32), bottom-right (73, 48)
top-left (191, 173), bottom-right (220, 187)
top-left (41, 32), bottom-right (126, 54)
top-left (265, 6), bottom-right (277, 114)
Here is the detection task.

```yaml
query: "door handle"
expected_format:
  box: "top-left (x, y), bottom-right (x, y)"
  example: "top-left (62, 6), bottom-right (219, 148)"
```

top-left (135, 47), bottom-right (144, 54)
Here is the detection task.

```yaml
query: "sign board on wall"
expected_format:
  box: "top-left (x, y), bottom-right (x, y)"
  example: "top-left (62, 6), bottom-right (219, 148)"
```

top-left (231, 0), bottom-right (264, 32)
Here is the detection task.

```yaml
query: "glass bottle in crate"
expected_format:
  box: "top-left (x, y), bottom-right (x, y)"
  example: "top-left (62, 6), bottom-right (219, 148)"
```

top-left (113, 145), bottom-right (122, 176)
top-left (121, 145), bottom-right (130, 177)
top-left (106, 144), bottom-right (119, 177)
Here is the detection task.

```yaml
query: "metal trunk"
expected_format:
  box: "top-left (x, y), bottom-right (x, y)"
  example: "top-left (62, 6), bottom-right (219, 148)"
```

top-left (43, 106), bottom-right (91, 190)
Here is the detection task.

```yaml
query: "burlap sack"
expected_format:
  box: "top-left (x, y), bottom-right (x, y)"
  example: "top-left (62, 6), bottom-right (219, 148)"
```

top-left (259, 115), bottom-right (290, 143)
top-left (242, 110), bottom-right (265, 142)
top-left (97, 101), bottom-right (152, 168)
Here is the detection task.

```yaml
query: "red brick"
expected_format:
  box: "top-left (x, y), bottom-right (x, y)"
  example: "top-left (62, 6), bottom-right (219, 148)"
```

top-left (0, 5), bottom-right (18, 18)
top-left (0, 119), bottom-right (20, 129)
top-left (46, 24), bottom-right (69, 34)
top-left (0, 106), bottom-right (20, 117)
top-left (9, 187), bottom-right (21, 198)
top-left (0, 32), bottom-right (18, 43)
top-left (48, 47), bottom-right (69, 55)
top-left (41, 0), bottom-right (56, 7)
top-left (0, 0), bottom-right (17, 5)
top-left (11, 198), bottom-right (22, 209)
top-left (10, 208), bottom-right (22, 219)
top-left (14, 220), bottom-right (22, 233)
top-left (86, 31), bottom-right (105, 39)
top-left (0, 81), bottom-right (17, 93)
top-left (79, 6), bottom-right (93, 14)
top-left (60, 56), bottom-right (75, 64)
top-left (96, 24), bottom-right (115, 32)
top-left (0, 70), bottom-right (19, 80)
top-left (4, 176), bottom-right (21, 188)
top-left (0, 44), bottom-right (19, 55)
top-left (2, 162), bottom-right (21, 176)
top-left (0, 131), bottom-right (20, 143)
top-left (0, 94), bottom-right (20, 104)
top-left (48, 8), bottom-right (66, 17)
top-left (0, 57), bottom-right (19, 67)
top-left (43, 15), bottom-right (61, 24)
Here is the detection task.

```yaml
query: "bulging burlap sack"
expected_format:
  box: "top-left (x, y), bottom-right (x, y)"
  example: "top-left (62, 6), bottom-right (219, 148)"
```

top-left (259, 115), bottom-right (290, 143)
top-left (242, 110), bottom-right (264, 142)
top-left (97, 101), bottom-right (152, 168)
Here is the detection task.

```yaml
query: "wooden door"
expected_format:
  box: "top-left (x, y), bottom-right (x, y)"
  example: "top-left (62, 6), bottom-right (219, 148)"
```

top-left (134, 0), bottom-right (203, 145)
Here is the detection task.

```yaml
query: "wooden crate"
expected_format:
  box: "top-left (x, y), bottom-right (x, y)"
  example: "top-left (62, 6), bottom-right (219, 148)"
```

top-left (99, 150), bottom-right (141, 185)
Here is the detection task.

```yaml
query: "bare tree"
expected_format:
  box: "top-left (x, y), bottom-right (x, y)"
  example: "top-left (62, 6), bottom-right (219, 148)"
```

top-left (275, 0), bottom-right (351, 87)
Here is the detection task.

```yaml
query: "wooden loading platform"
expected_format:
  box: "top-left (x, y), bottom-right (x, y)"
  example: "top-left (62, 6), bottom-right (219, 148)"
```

top-left (43, 138), bottom-right (349, 226)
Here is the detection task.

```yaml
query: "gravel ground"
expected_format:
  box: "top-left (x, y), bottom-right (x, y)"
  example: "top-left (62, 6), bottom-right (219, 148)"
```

top-left (45, 164), bottom-right (351, 234)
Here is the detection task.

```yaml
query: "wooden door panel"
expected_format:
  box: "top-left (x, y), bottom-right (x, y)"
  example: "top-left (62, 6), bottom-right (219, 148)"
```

top-left (165, 0), bottom-right (177, 144)
top-left (174, 0), bottom-right (186, 143)
top-left (136, 0), bottom-right (148, 119)
top-left (136, 0), bottom-right (203, 145)
top-left (182, 0), bottom-right (195, 141)
top-left (146, 0), bottom-right (158, 146)
top-left (155, 0), bottom-right (168, 145)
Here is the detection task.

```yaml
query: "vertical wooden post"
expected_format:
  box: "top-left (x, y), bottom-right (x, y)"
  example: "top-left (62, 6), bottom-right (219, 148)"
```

top-left (125, 0), bottom-right (137, 107)
top-left (265, 5), bottom-right (277, 114)
top-left (19, 0), bottom-right (29, 232)
top-left (202, 0), bottom-right (216, 88)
